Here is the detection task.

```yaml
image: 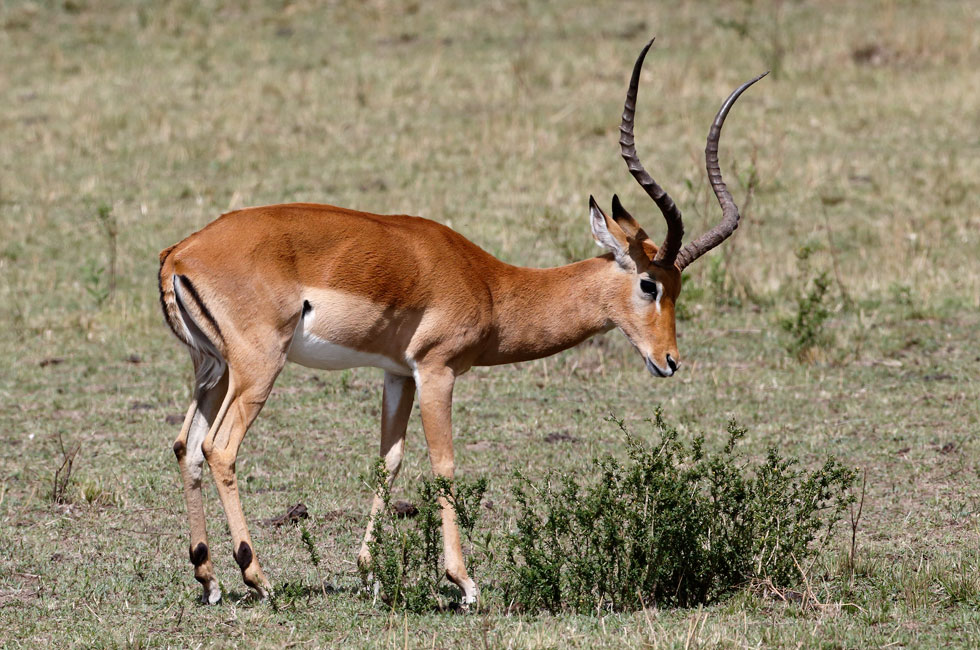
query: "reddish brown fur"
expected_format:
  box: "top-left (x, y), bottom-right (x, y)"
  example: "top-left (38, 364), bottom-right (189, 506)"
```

top-left (160, 203), bottom-right (680, 372)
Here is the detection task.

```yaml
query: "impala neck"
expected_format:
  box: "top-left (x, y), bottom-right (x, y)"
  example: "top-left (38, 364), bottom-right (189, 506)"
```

top-left (481, 256), bottom-right (617, 365)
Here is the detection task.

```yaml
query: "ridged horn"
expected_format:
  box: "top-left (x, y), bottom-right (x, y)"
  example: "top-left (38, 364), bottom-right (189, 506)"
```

top-left (675, 71), bottom-right (768, 271)
top-left (619, 38), bottom-right (685, 265)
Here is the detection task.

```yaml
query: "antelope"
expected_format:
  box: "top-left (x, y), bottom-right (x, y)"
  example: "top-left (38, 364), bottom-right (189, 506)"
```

top-left (158, 40), bottom-right (765, 605)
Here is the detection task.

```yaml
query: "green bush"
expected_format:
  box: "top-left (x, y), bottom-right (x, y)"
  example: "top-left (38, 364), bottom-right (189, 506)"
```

top-left (366, 462), bottom-right (488, 612)
top-left (502, 412), bottom-right (855, 613)
top-left (781, 270), bottom-right (834, 362)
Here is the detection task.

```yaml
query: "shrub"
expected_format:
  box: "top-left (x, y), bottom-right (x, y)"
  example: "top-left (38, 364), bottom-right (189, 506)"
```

top-left (366, 462), bottom-right (488, 612)
top-left (502, 412), bottom-right (855, 613)
top-left (781, 270), bottom-right (833, 362)
top-left (780, 246), bottom-right (837, 363)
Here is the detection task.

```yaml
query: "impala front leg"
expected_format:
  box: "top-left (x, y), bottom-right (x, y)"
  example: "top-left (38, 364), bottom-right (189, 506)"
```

top-left (415, 364), bottom-right (478, 605)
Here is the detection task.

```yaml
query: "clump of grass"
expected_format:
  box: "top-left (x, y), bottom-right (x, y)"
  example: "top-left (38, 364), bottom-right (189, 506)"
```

top-left (676, 258), bottom-right (754, 321)
top-left (939, 565), bottom-right (980, 607)
top-left (501, 411), bottom-right (856, 613)
top-left (79, 475), bottom-right (118, 507)
top-left (366, 462), bottom-right (488, 612)
top-left (888, 283), bottom-right (937, 321)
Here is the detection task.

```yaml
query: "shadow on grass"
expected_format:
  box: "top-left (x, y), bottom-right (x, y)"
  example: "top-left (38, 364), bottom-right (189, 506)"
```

top-left (213, 579), bottom-right (365, 610)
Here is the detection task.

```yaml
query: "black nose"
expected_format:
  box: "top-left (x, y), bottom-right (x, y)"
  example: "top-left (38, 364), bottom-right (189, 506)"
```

top-left (665, 354), bottom-right (678, 372)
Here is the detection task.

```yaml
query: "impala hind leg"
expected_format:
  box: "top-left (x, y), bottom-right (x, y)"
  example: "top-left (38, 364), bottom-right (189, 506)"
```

top-left (416, 365), bottom-right (478, 605)
top-left (202, 358), bottom-right (284, 599)
top-left (173, 371), bottom-right (229, 604)
top-left (358, 372), bottom-right (416, 575)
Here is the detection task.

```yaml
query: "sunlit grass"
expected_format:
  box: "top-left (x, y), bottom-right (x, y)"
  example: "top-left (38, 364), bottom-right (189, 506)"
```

top-left (1, 0), bottom-right (979, 647)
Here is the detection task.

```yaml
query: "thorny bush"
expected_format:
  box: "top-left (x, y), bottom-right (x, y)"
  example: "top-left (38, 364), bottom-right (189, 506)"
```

top-left (366, 461), bottom-right (488, 612)
top-left (502, 411), bottom-right (856, 613)
top-left (363, 412), bottom-right (854, 614)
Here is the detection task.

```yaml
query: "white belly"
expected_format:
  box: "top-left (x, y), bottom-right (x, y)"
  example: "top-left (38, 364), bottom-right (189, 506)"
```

top-left (286, 322), bottom-right (412, 376)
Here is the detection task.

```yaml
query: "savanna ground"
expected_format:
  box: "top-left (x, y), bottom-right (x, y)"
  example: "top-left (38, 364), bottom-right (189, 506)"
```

top-left (1, 0), bottom-right (979, 647)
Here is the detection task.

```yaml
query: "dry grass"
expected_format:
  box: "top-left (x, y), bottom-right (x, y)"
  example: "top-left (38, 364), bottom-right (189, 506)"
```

top-left (2, 0), bottom-right (980, 647)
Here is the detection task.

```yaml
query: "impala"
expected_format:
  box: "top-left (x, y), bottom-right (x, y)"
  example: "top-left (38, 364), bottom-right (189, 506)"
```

top-left (158, 40), bottom-right (764, 605)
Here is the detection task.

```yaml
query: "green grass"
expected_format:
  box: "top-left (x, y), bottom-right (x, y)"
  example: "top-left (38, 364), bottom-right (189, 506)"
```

top-left (2, 0), bottom-right (980, 646)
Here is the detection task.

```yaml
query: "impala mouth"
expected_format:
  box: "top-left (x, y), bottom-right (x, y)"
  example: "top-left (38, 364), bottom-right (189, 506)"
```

top-left (645, 356), bottom-right (674, 378)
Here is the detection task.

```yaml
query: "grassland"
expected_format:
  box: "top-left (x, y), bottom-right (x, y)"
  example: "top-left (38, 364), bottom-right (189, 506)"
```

top-left (1, 0), bottom-right (979, 647)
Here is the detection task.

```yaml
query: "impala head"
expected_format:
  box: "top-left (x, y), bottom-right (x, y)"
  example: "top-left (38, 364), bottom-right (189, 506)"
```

top-left (589, 194), bottom-right (682, 377)
top-left (594, 38), bottom-right (766, 379)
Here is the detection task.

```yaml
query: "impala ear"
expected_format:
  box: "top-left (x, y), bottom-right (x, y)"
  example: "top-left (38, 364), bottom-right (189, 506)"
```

top-left (611, 194), bottom-right (648, 241)
top-left (612, 194), bottom-right (658, 262)
top-left (589, 195), bottom-right (634, 271)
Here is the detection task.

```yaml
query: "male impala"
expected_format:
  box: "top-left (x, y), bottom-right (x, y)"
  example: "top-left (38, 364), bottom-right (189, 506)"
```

top-left (158, 40), bottom-right (764, 605)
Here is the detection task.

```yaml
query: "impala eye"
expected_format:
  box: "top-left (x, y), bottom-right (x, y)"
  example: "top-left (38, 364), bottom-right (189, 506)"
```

top-left (639, 278), bottom-right (659, 298)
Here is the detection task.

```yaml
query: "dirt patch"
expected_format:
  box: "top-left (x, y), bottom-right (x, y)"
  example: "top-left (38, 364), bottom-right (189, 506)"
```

top-left (0, 588), bottom-right (39, 608)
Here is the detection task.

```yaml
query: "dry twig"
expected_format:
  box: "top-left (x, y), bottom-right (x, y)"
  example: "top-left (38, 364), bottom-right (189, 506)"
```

top-left (52, 433), bottom-right (80, 504)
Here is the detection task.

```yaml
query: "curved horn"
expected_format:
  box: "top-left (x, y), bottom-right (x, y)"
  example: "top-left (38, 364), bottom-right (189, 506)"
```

top-left (619, 38), bottom-right (684, 264)
top-left (675, 71), bottom-right (768, 271)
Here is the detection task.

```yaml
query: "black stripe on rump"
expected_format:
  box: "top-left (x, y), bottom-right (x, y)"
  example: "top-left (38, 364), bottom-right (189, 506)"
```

top-left (178, 275), bottom-right (225, 344)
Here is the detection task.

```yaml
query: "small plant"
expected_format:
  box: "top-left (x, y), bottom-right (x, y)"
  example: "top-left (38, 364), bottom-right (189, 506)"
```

top-left (300, 523), bottom-right (327, 597)
top-left (888, 283), bottom-right (932, 320)
top-left (269, 581), bottom-right (310, 613)
top-left (714, 0), bottom-right (788, 79)
top-left (674, 273), bottom-right (705, 321)
top-left (502, 412), bottom-right (855, 613)
top-left (270, 522), bottom-right (327, 612)
top-left (84, 202), bottom-right (118, 308)
top-left (847, 469), bottom-right (867, 581)
top-left (706, 255), bottom-right (743, 309)
top-left (780, 246), bottom-right (836, 363)
top-left (95, 203), bottom-right (118, 299)
top-left (366, 461), bottom-right (488, 612)
top-left (79, 475), bottom-right (118, 506)
top-left (781, 270), bottom-right (833, 362)
top-left (542, 207), bottom-right (593, 264)
top-left (82, 258), bottom-right (110, 308)
top-left (52, 433), bottom-right (81, 504)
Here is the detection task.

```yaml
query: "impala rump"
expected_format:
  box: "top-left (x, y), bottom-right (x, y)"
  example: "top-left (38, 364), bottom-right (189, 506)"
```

top-left (159, 242), bottom-right (228, 391)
